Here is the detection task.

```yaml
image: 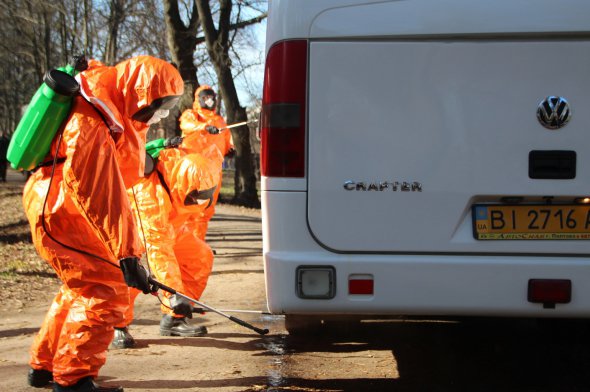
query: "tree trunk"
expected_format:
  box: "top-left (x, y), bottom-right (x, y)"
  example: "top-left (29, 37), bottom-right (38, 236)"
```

top-left (42, 9), bottom-right (52, 71)
top-left (59, 7), bottom-right (68, 65)
top-left (219, 66), bottom-right (259, 207)
top-left (23, 0), bottom-right (46, 84)
top-left (83, 0), bottom-right (91, 56)
top-left (162, 0), bottom-right (201, 137)
top-left (104, 0), bottom-right (126, 65)
top-left (195, 0), bottom-right (259, 207)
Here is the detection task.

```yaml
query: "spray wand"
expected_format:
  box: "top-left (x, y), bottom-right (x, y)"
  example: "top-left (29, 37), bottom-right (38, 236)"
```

top-left (148, 277), bottom-right (269, 335)
top-left (218, 120), bottom-right (257, 131)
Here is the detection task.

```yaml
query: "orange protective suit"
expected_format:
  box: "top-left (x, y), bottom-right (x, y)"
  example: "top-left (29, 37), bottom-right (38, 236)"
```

top-left (179, 85), bottom-right (234, 240)
top-left (24, 56), bottom-right (183, 387)
top-left (124, 144), bottom-right (223, 320)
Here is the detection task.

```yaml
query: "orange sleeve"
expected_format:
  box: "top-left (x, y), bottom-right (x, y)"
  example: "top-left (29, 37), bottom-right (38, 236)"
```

top-left (213, 114), bottom-right (227, 130)
top-left (221, 122), bottom-right (234, 156)
top-left (210, 115), bottom-right (233, 156)
top-left (62, 104), bottom-right (142, 261)
top-left (179, 109), bottom-right (207, 136)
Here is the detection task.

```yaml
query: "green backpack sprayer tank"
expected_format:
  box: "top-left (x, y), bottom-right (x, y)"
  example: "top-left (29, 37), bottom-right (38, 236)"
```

top-left (146, 138), bottom-right (167, 159)
top-left (7, 56), bottom-right (87, 171)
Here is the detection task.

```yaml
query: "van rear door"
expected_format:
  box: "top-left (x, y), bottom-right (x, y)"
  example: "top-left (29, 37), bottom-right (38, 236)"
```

top-left (306, 35), bottom-right (590, 254)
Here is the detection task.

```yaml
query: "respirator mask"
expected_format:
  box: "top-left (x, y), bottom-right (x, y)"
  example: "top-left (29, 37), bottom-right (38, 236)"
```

top-left (198, 89), bottom-right (216, 110)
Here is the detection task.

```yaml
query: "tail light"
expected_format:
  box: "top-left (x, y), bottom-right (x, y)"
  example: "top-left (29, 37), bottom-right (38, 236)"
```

top-left (348, 275), bottom-right (374, 295)
top-left (261, 40), bottom-right (307, 177)
top-left (528, 279), bottom-right (571, 308)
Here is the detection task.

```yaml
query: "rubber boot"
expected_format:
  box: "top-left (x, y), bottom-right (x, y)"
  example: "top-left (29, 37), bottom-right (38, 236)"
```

top-left (28, 367), bottom-right (53, 387)
top-left (159, 315), bottom-right (207, 337)
top-left (109, 327), bottom-right (135, 349)
top-left (53, 376), bottom-right (123, 392)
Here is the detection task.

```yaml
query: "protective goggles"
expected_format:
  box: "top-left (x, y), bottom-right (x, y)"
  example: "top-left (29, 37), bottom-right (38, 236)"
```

top-left (132, 95), bottom-right (181, 123)
top-left (198, 89), bottom-right (216, 100)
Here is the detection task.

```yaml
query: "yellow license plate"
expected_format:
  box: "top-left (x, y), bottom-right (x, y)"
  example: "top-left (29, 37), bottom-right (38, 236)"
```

top-left (472, 204), bottom-right (590, 240)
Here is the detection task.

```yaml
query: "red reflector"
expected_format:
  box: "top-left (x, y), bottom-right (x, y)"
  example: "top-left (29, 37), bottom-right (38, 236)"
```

top-left (528, 279), bottom-right (571, 304)
top-left (261, 40), bottom-right (307, 178)
top-left (349, 279), bottom-right (374, 295)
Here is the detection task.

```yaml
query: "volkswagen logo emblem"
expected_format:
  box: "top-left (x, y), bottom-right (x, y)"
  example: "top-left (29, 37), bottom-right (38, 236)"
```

top-left (536, 96), bottom-right (571, 130)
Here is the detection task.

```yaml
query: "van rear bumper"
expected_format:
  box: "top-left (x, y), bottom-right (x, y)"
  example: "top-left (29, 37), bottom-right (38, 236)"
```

top-left (264, 250), bottom-right (590, 317)
top-left (263, 191), bottom-right (590, 317)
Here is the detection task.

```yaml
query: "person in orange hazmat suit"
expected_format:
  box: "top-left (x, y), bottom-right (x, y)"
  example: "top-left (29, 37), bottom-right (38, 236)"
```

top-left (112, 139), bottom-right (223, 344)
top-left (24, 55), bottom-right (183, 392)
top-left (178, 85), bottom-right (234, 241)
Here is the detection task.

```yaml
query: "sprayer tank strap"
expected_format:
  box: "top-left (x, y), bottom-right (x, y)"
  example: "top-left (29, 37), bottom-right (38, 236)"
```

top-left (35, 157), bottom-right (66, 171)
top-left (155, 169), bottom-right (172, 199)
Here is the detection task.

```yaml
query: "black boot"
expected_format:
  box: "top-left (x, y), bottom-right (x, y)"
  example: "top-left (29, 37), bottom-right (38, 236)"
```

top-left (53, 376), bottom-right (123, 392)
top-left (109, 327), bottom-right (135, 349)
top-left (160, 315), bottom-right (207, 337)
top-left (28, 367), bottom-right (53, 387)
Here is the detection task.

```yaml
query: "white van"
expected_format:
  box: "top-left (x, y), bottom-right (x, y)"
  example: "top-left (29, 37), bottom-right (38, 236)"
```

top-left (260, 0), bottom-right (590, 332)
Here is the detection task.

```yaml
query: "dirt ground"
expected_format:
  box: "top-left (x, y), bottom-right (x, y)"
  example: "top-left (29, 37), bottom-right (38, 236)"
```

top-left (0, 169), bottom-right (283, 392)
top-left (4, 168), bottom-right (590, 392)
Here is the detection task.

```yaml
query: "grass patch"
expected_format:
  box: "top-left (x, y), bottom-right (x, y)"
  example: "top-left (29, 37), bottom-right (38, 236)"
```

top-left (0, 259), bottom-right (29, 278)
top-left (219, 169), bottom-right (236, 202)
top-left (218, 169), bottom-right (261, 207)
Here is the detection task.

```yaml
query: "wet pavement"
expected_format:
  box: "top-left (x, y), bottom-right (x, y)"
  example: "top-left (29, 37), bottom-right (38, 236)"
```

top-left (254, 316), bottom-right (590, 391)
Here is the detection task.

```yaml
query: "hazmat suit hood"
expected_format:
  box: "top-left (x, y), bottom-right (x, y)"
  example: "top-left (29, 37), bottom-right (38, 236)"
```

top-left (118, 56), bottom-right (184, 124)
top-left (114, 56), bottom-right (183, 185)
top-left (78, 56), bottom-right (183, 131)
top-left (179, 84), bottom-right (229, 143)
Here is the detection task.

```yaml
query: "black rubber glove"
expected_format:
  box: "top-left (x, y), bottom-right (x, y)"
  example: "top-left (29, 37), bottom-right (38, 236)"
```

top-left (164, 136), bottom-right (183, 148)
top-left (205, 125), bottom-right (220, 135)
top-left (120, 257), bottom-right (152, 294)
top-left (169, 294), bottom-right (193, 318)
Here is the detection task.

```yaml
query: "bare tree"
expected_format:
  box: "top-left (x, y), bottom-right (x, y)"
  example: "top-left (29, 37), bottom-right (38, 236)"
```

top-left (160, 0), bottom-right (202, 138)
top-left (0, 0), bottom-right (65, 133)
top-left (195, 0), bottom-right (265, 206)
top-left (0, 0), bottom-right (268, 206)
top-left (103, 0), bottom-right (127, 64)
top-left (125, 0), bottom-right (169, 59)
top-left (82, 0), bottom-right (93, 56)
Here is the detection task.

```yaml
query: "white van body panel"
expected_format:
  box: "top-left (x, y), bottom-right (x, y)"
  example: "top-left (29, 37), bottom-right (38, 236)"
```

top-left (262, 0), bottom-right (590, 317)
top-left (306, 40), bottom-right (590, 253)
top-left (266, 0), bottom-right (590, 48)
top-left (309, 0), bottom-right (590, 38)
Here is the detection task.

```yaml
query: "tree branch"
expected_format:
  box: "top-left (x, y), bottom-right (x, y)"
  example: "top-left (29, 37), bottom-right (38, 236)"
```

top-left (193, 13), bottom-right (266, 45)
